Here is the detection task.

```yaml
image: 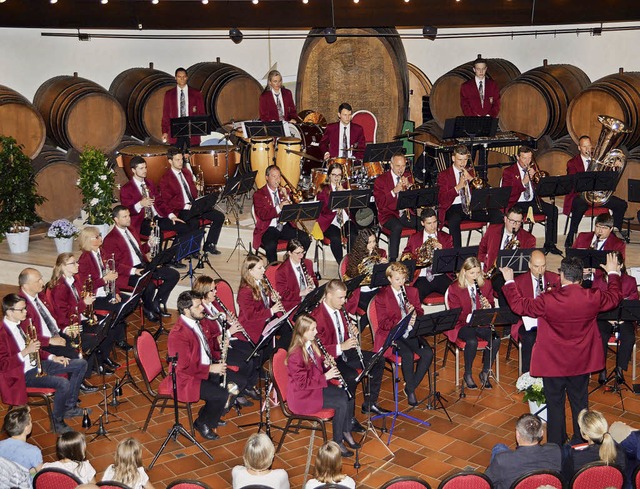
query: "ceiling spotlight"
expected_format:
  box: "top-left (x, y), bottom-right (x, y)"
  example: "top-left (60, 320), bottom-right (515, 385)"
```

top-left (252, 0), bottom-right (258, 4)
top-left (151, 0), bottom-right (159, 4)
top-left (323, 27), bottom-right (337, 44)
top-left (202, 0), bottom-right (208, 3)
top-left (404, 0), bottom-right (410, 2)
top-left (101, 0), bottom-right (108, 4)
top-left (50, 0), bottom-right (58, 4)
top-left (353, 0), bottom-right (359, 3)
top-left (229, 28), bottom-right (243, 44)
top-left (302, 0), bottom-right (308, 3)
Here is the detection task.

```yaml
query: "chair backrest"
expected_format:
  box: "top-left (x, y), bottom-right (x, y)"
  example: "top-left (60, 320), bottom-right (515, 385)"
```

top-left (510, 469), bottom-right (565, 489)
top-left (339, 256), bottom-right (349, 279)
top-left (570, 461), bottom-right (624, 489)
top-left (167, 480), bottom-right (213, 489)
top-left (367, 299), bottom-right (379, 343)
top-left (351, 110), bottom-right (378, 144)
top-left (238, 486), bottom-right (275, 489)
top-left (33, 468), bottom-right (82, 489)
top-left (271, 348), bottom-right (289, 403)
top-left (381, 476), bottom-right (432, 489)
top-left (438, 471), bottom-right (493, 489)
top-left (215, 278), bottom-right (238, 316)
top-left (134, 329), bottom-right (164, 395)
top-left (265, 261), bottom-right (280, 288)
top-left (97, 481), bottom-right (133, 489)
top-left (313, 485), bottom-right (354, 489)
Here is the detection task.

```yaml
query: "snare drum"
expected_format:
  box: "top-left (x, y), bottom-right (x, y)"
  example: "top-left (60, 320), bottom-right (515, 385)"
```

top-left (250, 136), bottom-right (275, 188)
top-left (276, 137), bottom-right (302, 188)
top-left (118, 145), bottom-right (170, 185)
top-left (363, 161), bottom-right (384, 178)
top-left (311, 168), bottom-right (327, 194)
top-left (190, 145), bottom-right (240, 188)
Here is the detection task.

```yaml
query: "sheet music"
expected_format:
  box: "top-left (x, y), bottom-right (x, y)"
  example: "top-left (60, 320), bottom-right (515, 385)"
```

top-left (522, 316), bottom-right (538, 331)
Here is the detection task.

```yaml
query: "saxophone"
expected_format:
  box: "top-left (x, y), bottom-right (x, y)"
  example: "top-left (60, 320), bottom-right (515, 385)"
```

top-left (315, 337), bottom-right (353, 399)
top-left (342, 306), bottom-right (365, 369)
top-left (27, 319), bottom-right (44, 377)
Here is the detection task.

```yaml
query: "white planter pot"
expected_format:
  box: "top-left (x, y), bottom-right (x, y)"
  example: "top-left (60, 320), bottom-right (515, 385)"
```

top-left (5, 227), bottom-right (30, 253)
top-left (54, 237), bottom-right (74, 253)
top-left (528, 400), bottom-right (548, 422)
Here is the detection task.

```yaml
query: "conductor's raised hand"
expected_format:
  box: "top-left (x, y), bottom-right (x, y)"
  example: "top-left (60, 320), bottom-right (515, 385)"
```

top-left (602, 252), bottom-right (622, 274)
top-left (500, 266), bottom-right (514, 282)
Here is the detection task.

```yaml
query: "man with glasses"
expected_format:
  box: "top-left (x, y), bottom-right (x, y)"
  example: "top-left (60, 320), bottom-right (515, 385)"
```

top-left (572, 213), bottom-right (626, 258)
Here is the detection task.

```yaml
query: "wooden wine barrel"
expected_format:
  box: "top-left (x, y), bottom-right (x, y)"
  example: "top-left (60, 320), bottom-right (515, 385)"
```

top-left (535, 135), bottom-right (577, 183)
top-left (408, 63), bottom-right (433, 126)
top-left (33, 74), bottom-right (126, 153)
top-left (109, 64), bottom-right (174, 143)
top-left (429, 55), bottom-right (520, 128)
top-left (500, 61), bottom-right (590, 139)
top-left (186, 61), bottom-right (262, 129)
top-left (0, 85), bottom-right (46, 159)
top-left (567, 70), bottom-right (640, 149)
top-left (296, 27), bottom-right (410, 144)
top-left (31, 145), bottom-right (82, 223)
top-left (614, 147), bottom-right (640, 219)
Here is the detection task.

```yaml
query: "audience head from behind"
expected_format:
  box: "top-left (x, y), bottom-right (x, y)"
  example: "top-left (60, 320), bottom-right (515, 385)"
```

top-left (515, 413), bottom-right (544, 447)
top-left (55, 430), bottom-right (87, 463)
top-left (232, 433), bottom-right (289, 489)
top-left (315, 441), bottom-right (347, 484)
top-left (103, 437), bottom-right (153, 489)
top-left (578, 409), bottom-right (618, 465)
top-left (244, 433), bottom-right (275, 471)
top-left (3, 406), bottom-right (32, 439)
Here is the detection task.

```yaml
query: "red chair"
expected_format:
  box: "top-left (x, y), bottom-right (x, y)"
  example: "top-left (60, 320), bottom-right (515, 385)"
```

top-left (339, 255), bottom-right (349, 279)
top-left (351, 110), bottom-right (378, 144)
top-left (633, 463), bottom-right (640, 489)
top-left (166, 480), bottom-right (212, 489)
top-left (378, 226), bottom-right (417, 249)
top-left (270, 348), bottom-right (335, 453)
top-left (423, 292), bottom-right (445, 307)
top-left (570, 461), bottom-right (624, 489)
top-left (27, 387), bottom-right (57, 433)
top-left (380, 476), bottom-right (432, 489)
top-left (97, 482), bottom-right (132, 489)
top-left (437, 471), bottom-right (493, 489)
top-left (134, 329), bottom-right (195, 435)
top-left (215, 279), bottom-right (238, 316)
top-left (33, 468), bottom-right (82, 489)
top-left (509, 469), bottom-right (565, 489)
top-left (563, 207), bottom-right (609, 235)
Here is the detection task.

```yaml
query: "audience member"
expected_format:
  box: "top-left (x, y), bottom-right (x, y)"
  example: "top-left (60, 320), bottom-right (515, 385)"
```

top-left (305, 441), bottom-right (356, 489)
top-left (0, 407), bottom-right (42, 475)
top-left (232, 433), bottom-right (290, 489)
top-left (41, 431), bottom-right (96, 484)
top-left (0, 456), bottom-right (30, 489)
top-left (102, 438), bottom-right (155, 489)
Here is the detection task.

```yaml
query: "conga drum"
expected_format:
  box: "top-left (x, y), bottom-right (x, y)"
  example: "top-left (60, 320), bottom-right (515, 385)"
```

top-left (276, 137), bottom-right (302, 188)
top-left (117, 144), bottom-right (170, 185)
top-left (250, 136), bottom-right (275, 188)
top-left (190, 145), bottom-right (240, 192)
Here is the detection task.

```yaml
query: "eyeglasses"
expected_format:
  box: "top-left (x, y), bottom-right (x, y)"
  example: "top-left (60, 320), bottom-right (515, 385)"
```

top-left (10, 307), bottom-right (27, 312)
top-left (330, 173), bottom-right (343, 177)
top-left (506, 217), bottom-right (523, 225)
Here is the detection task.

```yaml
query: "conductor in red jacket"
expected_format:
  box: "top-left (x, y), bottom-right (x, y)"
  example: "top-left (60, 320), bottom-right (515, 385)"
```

top-left (259, 70), bottom-right (298, 122)
top-left (161, 67), bottom-right (206, 149)
top-left (563, 135), bottom-right (627, 248)
top-left (501, 253), bottom-right (623, 446)
top-left (319, 103), bottom-right (366, 160)
top-left (460, 58), bottom-right (500, 118)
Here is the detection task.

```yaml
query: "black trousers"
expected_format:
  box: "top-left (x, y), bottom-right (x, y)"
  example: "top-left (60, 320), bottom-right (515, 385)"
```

top-left (598, 320), bottom-right (635, 371)
top-left (337, 349), bottom-right (384, 405)
top-left (127, 266), bottom-right (180, 308)
top-left (324, 222), bottom-right (357, 265)
top-left (229, 340), bottom-right (260, 390)
top-left (395, 336), bottom-right (433, 393)
top-left (414, 274), bottom-right (451, 302)
top-left (178, 208), bottom-right (225, 247)
top-left (517, 324), bottom-right (538, 374)
top-left (323, 384), bottom-right (355, 443)
top-left (457, 325), bottom-right (500, 374)
top-left (568, 195), bottom-right (627, 236)
top-left (517, 198), bottom-right (559, 245)
top-left (261, 224), bottom-right (311, 264)
top-left (543, 374), bottom-right (589, 446)
top-left (445, 204), bottom-right (503, 249)
top-left (198, 373), bottom-right (229, 428)
top-left (381, 214), bottom-right (422, 262)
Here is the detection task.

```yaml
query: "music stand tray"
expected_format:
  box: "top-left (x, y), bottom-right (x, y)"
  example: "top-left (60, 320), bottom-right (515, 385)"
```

top-left (170, 115), bottom-right (211, 139)
top-left (279, 202), bottom-right (322, 224)
top-left (244, 121), bottom-right (286, 138)
top-left (182, 193), bottom-right (218, 221)
top-left (536, 175), bottom-right (575, 199)
top-left (432, 246), bottom-right (480, 275)
top-left (470, 187), bottom-right (511, 214)
top-left (362, 141), bottom-right (405, 163)
top-left (443, 117), bottom-right (498, 139)
top-left (220, 171), bottom-right (256, 200)
top-left (397, 187), bottom-right (439, 212)
top-left (574, 171), bottom-right (619, 194)
top-left (495, 248), bottom-right (537, 274)
top-left (329, 190), bottom-right (372, 212)
top-left (565, 248), bottom-right (609, 270)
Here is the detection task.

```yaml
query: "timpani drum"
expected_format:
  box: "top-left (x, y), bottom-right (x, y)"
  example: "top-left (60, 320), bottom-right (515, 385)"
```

top-left (190, 145), bottom-right (240, 191)
top-left (276, 137), bottom-right (302, 188)
top-left (117, 144), bottom-right (170, 185)
top-left (250, 136), bottom-right (275, 188)
top-left (311, 168), bottom-right (327, 194)
top-left (363, 161), bottom-right (384, 179)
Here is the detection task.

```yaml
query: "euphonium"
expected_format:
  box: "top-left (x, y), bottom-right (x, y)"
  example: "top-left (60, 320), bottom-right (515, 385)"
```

top-left (27, 319), bottom-right (44, 377)
top-left (82, 275), bottom-right (96, 325)
top-left (279, 173), bottom-right (303, 204)
top-left (315, 337), bottom-right (352, 399)
top-left (105, 254), bottom-right (117, 304)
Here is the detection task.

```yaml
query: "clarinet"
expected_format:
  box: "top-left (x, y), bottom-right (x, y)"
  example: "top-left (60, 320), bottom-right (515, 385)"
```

top-left (300, 260), bottom-right (315, 291)
top-left (315, 337), bottom-right (353, 399)
top-left (474, 279), bottom-right (492, 309)
top-left (218, 315), bottom-right (230, 388)
top-left (342, 306), bottom-right (365, 369)
top-left (214, 298), bottom-right (256, 349)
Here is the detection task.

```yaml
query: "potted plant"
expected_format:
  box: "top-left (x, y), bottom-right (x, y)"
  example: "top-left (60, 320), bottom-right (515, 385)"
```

top-left (47, 219), bottom-right (79, 253)
top-left (0, 136), bottom-right (45, 253)
top-left (516, 372), bottom-right (547, 421)
top-left (77, 146), bottom-right (115, 237)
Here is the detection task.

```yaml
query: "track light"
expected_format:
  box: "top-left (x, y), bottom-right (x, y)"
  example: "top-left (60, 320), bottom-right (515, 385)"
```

top-left (151, 0), bottom-right (158, 4)
top-left (353, 0), bottom-right (359, 3)
top-left (50, 0), bottom-right (58, 4)
top-left (101, 0), bottom-right (108, 4)
top-left (229, 28), bottom-right (243, 44)
top-left (323, 27), bottom-right (337, 44)
top-left (302, 0), bottom-right (308, 3)
top-left (422, 25), bottom-right (438, 40)
top-left (202, 0), bottom-right (208, 3)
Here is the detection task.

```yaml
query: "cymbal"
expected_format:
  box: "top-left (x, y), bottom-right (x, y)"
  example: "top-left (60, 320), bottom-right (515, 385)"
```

top-left (286, 148), bottom-right (323, 163)
top-left (393, 131), bottom-right (420, 140)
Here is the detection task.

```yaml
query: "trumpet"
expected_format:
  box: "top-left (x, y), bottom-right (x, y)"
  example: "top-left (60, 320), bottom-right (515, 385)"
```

top-left (69, 308), bottom-right (83, 358)
top-left (148, 220), bottom-right (161, 259)
top-left (315, 337), bottom-right (353, 399)
top-left (27, 319), bottom-right (44, 377)
top-left (342, 306), bottom-right (365, 369)
top-left (82, 275), bottom-right (96, 325)
top-left (279, 173), bottom-right (303, 204)
top-left (214, 298), bottom-right (256, 348)
top-left (195, 165), bottom-right (205, 195)
top-left (105, 254), bottom-right (117, 304)
top-left (140, 182), bottom-right (154, 221)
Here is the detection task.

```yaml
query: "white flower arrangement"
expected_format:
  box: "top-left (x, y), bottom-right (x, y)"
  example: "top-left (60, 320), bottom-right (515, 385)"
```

top-left (516, 372), bottom-right (545, 406)
top-left (77, 148), bottom-right (115, 225)
top-left (47, 219), bottom-right (79, 239)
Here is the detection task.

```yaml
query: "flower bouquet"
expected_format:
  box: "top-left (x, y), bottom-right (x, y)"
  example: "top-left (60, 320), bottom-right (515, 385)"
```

top-left (516, 372), bottom-right (545, 407)
top-left (47, 219), bottom-right (79, 239)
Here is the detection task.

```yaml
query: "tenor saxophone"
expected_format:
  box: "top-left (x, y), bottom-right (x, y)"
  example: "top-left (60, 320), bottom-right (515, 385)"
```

top-left (315, 337), bottom-right (353, 399)
top-left (342, 306), bottom-right (365, 369)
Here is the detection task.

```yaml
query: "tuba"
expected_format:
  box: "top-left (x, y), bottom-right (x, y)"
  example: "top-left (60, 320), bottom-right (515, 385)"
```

top-left (581, 115), bottom-right (630, 206)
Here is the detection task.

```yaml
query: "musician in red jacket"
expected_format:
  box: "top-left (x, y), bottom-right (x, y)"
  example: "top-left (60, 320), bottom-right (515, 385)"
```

top-left (501, 253), bottom-right (623, 446)
top-left (259, 70), bottom-right (298, 122)
top-left (373, 153), bottom-right (422, 262)
top-left (275, 239), bottom-right (318, 312)
top-left (509, 250), bottom-right (561, 374)
top-left (445, 257), bottom-right (500, 390)
top-left (162, 291), bottom-right (228, 440)
top-left (437, 145), bottom-right (502, 248)
top-left (161, 67), bottom-right (206, 149)
top-left (374, 263), bottom-right (431, 406)
top-left (501, 146), bottom-right (561, 255)
top-left (459, 58), bottom-right (500, 118)
top-left (156, 147), bottom-right (224, 256)
top-left (317, 163), bottom-right (357, 264)
top-left (563, 135), bottom-right (627, 248)
top-left (286, 314), bottom-right (359, 457)
top-left (252, 165), bottom-right (310, 263)
top-left (572, 213), bottom-right (626, 260)
top-left (402, 208), bottom-right (453, 301)
top-left (319, 103), bottom-right (366, 160)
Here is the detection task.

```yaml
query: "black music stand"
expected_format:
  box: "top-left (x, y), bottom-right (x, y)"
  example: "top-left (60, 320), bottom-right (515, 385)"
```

top-left (397, 187), bottom-right (439, 214)
top-left (221, 171), bottom-right (257, 262)
top-left (330, 190), bottom-right (372, 253)
top-left (536, 174), bottom-right (575, 210)
top-left (470, 186), bottom-right (511, 216)
top-left (625, 178), bottom-right (640, 242)
top-left (244, 121), bottom-right (286, 138)
top-left (294, 282), bottom-right (329, 319)
top-left (143, 246), bottom-right (179, 339)
top-left (175, 229), bottom-right (206, 286)
top-left (565, 248), bottom-right (609, 271)
top-left (362, 141), bottom-right (405, 163)
top-left (370, 261), bottom-right (417, 288)
top-left (170, 115), bottom-right (212, 152)
top-left (182, 193), bottom-right (221, 273)
top-left (411, 309), bottom-right (461, 421)
top-left (279, 203), bottom-right (322, 273)
top-left (495, 248), bottom-right (537, 274)
top-left (432, 246), bottom-right (480, 275)
top-left (443, 117), bottom-right (499, 140)
top-left (574, 171), bottom-right (620, 229)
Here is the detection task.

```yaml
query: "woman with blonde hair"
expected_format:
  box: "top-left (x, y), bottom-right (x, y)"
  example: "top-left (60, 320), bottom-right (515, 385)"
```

top-left (232, 433), bottom-right (290, 489)
top-left (102, 438), bottom-right (154, 489)
top-left (305, 441), bottom-right (355, 489)
top-left (562, 409), bottom-right (626, 480)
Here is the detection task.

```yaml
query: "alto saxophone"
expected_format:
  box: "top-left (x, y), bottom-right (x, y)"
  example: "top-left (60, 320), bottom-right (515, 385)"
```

top-left (342, 306), bottom-right (365, 369)
top-left (214, 298), bottom-right (256, 348)
top-left (27, 319), bottom-right (44, 377)
top-left (315, 337), bottom-right (353, 399)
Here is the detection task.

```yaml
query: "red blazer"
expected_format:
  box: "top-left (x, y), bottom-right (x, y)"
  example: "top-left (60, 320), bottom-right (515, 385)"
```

top-left (436, 165), bottom-right (477, 224)
top-left (478, 224), bottom-right (536, 270)
top-left (0, 322), bottom-right (28, 406)
top-left (502, 163), bottom-right (537, 208)
top-left (317, 183), bottom-right (349, 232)
top-left (157, 167), bottom-right (198, 218)
top-left (319, 122), bottom-right (366, 159)
top-left (311, 302), bottom-right (353, 358)
top-left (252, 184), bottom-right (293, 250)
top-left (275, 258), bottom-right (318, 312)
top-left (510, 271), bottom-right (561, 340)
top-left (120, 178), bottom-right (164, 235)
top-left (161, 86), bottom-right (206, 146)
top-left (162, 317), bottom-right (215, 403)
top-left (78, 250), bottom-right (111, 294)
top-left (503, 274), bottom-right (622, 377)
top-left (50, 277), bottom-right (87, 328)
top-left (373, 285), bottom-right (423, 351)
top-left (373, 171), bottom-right (414, 226)
top-left (259, 88), bottom-right (297, 122)
top-left (102, 227), bottom-right (150, 291)
top-left (445, 280), bottom-right (495, 342)
top-left (19, 290), bottom-right (58, 349)
top-left (563, 154), bottom-right (586, 215)
top-left (237, 285), bottom-right (273, 344)
top-left (286, 346), bottom-right (326, 414)
top-left (572, 231), bottom-right (626, 260)
top-left (592, 271), bottom-right (638, 300)
top-left (402, 230), bottom-right (453, 258)
top-left (460, 78), bottom-right (500, 118)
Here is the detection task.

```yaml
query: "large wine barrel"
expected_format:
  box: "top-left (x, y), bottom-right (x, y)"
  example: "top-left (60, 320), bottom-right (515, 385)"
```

top-left (535, 135), bottom-right (577, 185)
top-left (33, 74), bottom-right (126, 153)
top-left (567, 70), bottom-right (640, 149)
top-left (614, 147), bottom-right (640, 219)
top-left (31, 145), bottom-right (83, 223)
top-left (429, 55), bottom-right (520, 128)
top-left (500, 62), bottom-right (590, 139)
top-left (109, 64), bottom-right (174, 143)
top-left (186, 61), bottom-right (262, 129)
top-left (296, 27), bottom-right (410, 144)
top-left (0, 85), bottom-right (46, 159)
top-left (408, 63), bottom-right (433, 126)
